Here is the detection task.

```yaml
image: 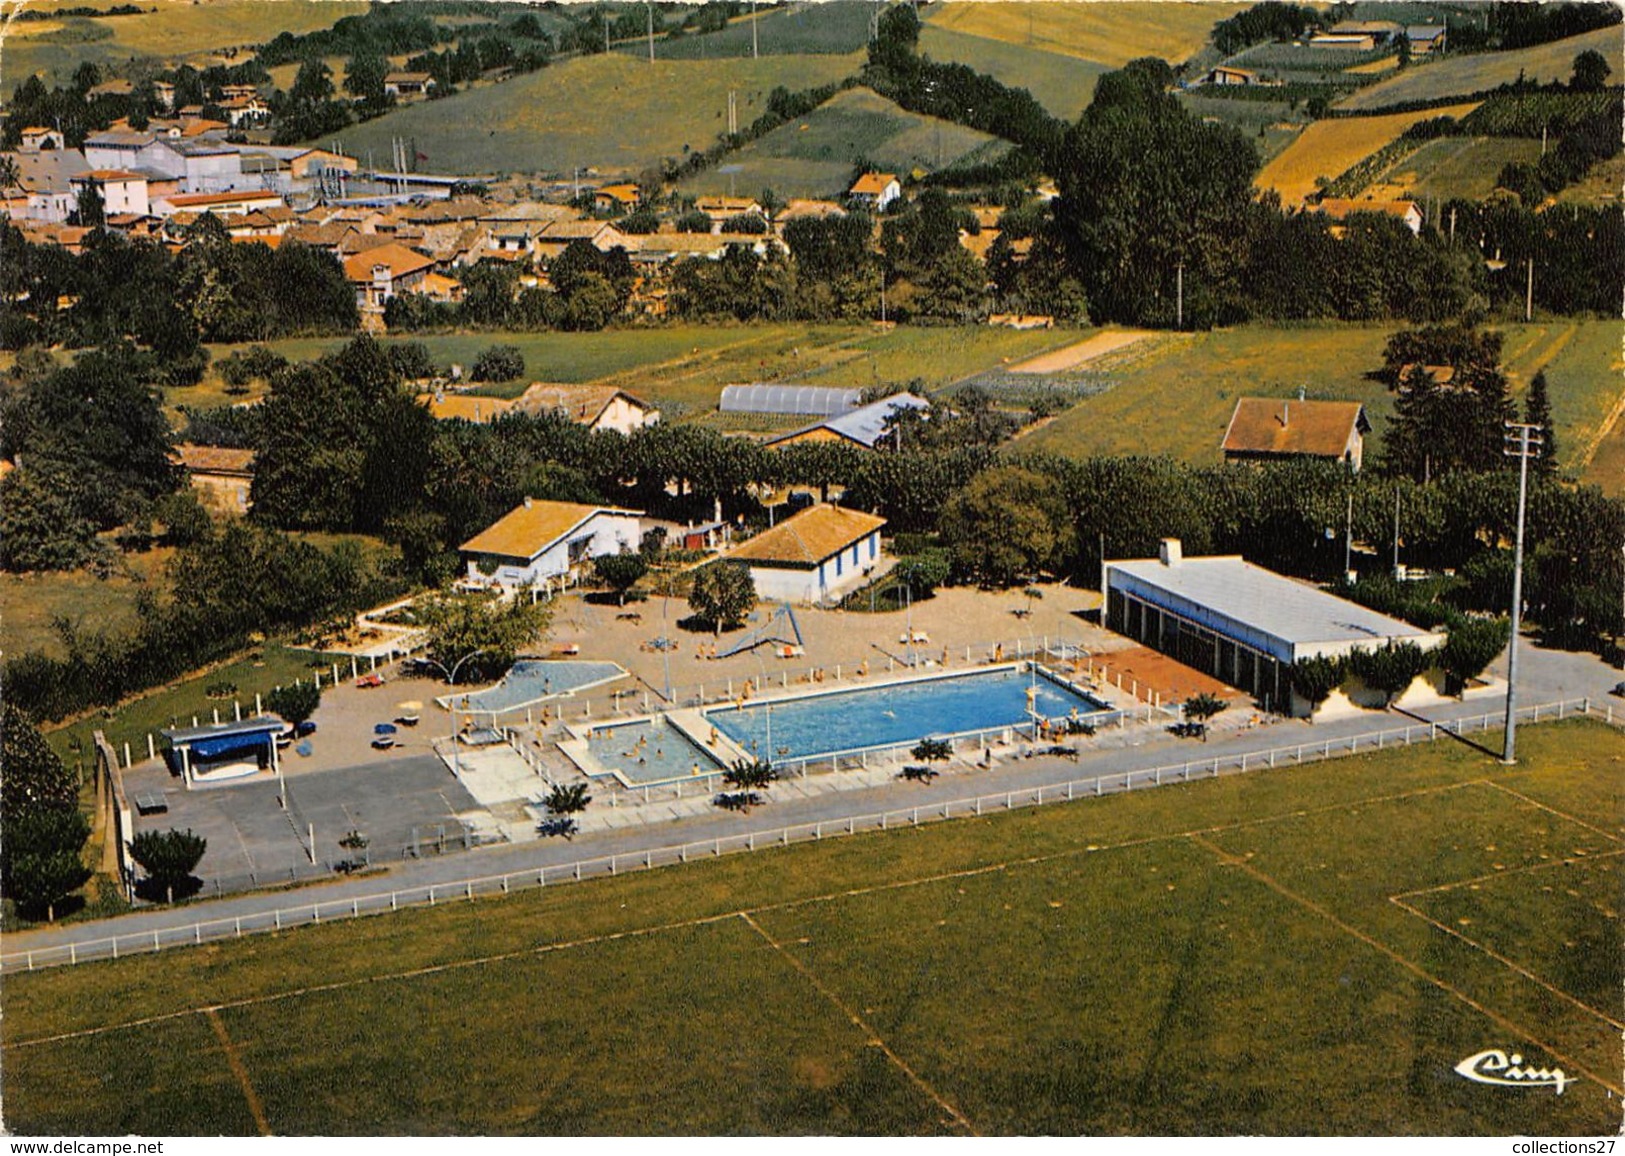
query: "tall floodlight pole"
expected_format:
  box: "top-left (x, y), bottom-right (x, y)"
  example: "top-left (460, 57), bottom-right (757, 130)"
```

top-left (1502, 421), bottom-right (1542, 765)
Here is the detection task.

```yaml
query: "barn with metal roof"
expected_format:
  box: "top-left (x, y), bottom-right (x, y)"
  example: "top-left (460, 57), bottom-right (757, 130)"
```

top-left (719, 384), bottom-right (861, 416)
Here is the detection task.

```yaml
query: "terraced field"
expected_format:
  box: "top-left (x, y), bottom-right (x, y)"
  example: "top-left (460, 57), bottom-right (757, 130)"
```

top-left (678, 86), bottom-right (1007, 199)
top-left (923, 0), bottom-right (1248, 69)
top-left (1255, 103), bottom-right (1480, 205)
top-left (1336, 26), bottom-right (1622, 112)
top-left (304, 51), bottom-right (862, 176)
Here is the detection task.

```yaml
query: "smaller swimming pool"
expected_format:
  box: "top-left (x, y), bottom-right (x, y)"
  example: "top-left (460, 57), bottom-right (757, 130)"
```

top-left (444, 660), bottom-right (627, 715)
top-left (582, 717), bottom-right (723, 787)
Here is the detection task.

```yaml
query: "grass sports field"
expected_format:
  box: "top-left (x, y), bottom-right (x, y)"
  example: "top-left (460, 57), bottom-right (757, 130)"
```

top-left (1361, 136), bottom-right (1542, 203)
top-left (679, 86), bottom-right (1006, 199)
top-left (1016, 321), bottom-right (1622, 472)
top-left (1336, 27), bottom-right (1621, 112)
top-left (923, 1), bottom-right (1248, 70)
top-left (3, 719), bottom-right (1618, 1134)
top-left (1255, 104), bottom-right (1481, 206)
top-left (312, 51), bottom-right (860, 176)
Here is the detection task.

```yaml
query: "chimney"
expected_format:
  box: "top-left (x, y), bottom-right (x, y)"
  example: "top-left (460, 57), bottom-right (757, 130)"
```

top-left (1159, 538), bottom-right (1183, 567)
top-left (1297, 384), bottom-right (1307, 401)
top-left (1280, 401), bottom-right (1289, 428)
top-left (523, 497), bottom-right (533, 509)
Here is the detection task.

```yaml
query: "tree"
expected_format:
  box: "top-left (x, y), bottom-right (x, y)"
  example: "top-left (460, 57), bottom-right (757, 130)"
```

top-left (1347, 642), bottom-right (1430, 705)
top-left (939, 466), bottom-right (1075, 587)
top-left (723, 758), bottom-right (777, 790)
top-left (893, 548), bottom-right (951, 599)
top-left (1290, 655), bottom-right (1345, 709)
top-left (594, 551), bottom-right (648, 605)
top-left (130, 828), bottom-right (207, 902)
top-left (344, 50), bottom-right (391, 111)
top-left (542, 782), bottom-right (591, 814)
top-left (471, 344), bottom-right (525, 383)
top-left (687, 561), bottom-right (756, 633)
top-left (3, 813), bottom-right (92, 921)
top-left (417, 590), bottom-right (551, 684)
top-left (1571, 49), bottom-right (1611, 92)
top-left (1182, 692), bottom-right (1227, 723)
top-left (267, 681), bottom-right (322, 728)
top-left (1524, 370), bottom-right (1557, 477)
top-left (1, 704), bottom-right (80, 816)
top-left (1440, 615), bottom-right (1509, 696)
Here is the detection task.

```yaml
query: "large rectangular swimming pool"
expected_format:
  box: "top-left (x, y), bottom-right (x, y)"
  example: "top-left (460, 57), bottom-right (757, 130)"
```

top-left (707, 665), bottom-right (1108, 763)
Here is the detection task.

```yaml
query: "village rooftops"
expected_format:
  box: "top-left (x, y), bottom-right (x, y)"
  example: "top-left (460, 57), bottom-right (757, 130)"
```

top-left (1222, 398), bottom-right (1369, 460)
top-left (460, 499), bottom-right (642, 561)
top-left (727, 504), bottom-right (886, 569)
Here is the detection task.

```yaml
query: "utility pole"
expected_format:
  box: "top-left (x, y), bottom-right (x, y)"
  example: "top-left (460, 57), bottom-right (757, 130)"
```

top-left (1344, 490), bottom-right (1353, 582)
top-left (1449, 205), bottom-right (1456, 242)
top-left (752, 0), bottom-right (759, 59)
top-left (648, 1), bottom-right (655, 63)
top-left (1525, 257), bottom-right (1534, 322)
top-left (1175, 261), bottom-right (1184, 330)
top-left (727, 90), bottom-right (737, 137)
top-left (1392, 486), bottom-right (1401, 577)
top-left (1501, 421), bottom-right (1542, 765)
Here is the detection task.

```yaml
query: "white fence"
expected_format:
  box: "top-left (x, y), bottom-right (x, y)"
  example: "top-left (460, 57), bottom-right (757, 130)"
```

top-left (5, 697), bottom-right (1616, 973)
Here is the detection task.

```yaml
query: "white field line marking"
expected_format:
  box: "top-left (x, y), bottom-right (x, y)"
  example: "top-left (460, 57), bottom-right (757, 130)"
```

top-left (1188, 833), bottom-right (1625, 1098)
top-left (1392, 847), bottom-right (1625, 901)
top-left (1479, 780), bottom-right (1625, 846)
top-left (738, 911), bottom-right (977, 1135)
top-left (206, 1007), bottom-right (273, 1136)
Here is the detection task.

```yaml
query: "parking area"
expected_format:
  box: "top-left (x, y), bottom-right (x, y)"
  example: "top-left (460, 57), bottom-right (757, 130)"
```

top-left (124, 754), bottom-right (486, 894)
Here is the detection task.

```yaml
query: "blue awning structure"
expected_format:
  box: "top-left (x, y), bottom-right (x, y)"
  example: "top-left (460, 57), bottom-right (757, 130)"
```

top-left (188, 731), bottom-right (271, 761)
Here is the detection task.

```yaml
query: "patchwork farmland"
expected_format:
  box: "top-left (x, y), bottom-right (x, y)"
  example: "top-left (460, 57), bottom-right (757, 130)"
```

top-left (1255, 104), bottom-right (1481, 206)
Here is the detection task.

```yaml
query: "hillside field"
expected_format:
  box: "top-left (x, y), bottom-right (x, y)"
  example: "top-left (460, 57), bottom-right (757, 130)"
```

top-left (616, 0), bottom-right (875, 60)
top-left (1361, 135), bottom-right (1542, 202)
top-left (918, 24), bottom-right (1107, 121)
top-left (305, 51), bottom-right (861, 177)
top-left (3, 720), bottom-right (1618, 1134)
top-left (0, 0), bottom-right (368, 82)
top-left (923, 1), bottom-right (1249, 70)
top-left (1336, 27), bottom-right (1622, 112)
top-left (678, 86), bottom-right (1006, 200)
top-left (1255, 103), bottom-right (1481, 205)
top-left (1016, 320), bottom-right (1621, 473)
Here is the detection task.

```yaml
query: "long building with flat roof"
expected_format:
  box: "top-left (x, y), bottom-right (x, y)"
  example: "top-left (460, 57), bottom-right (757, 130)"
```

top-left (1103, 539), bottom-right (1443, 712)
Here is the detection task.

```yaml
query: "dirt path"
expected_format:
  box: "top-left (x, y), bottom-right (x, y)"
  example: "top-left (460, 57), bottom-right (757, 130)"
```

top-left (1006, 329), bottom-right (1156, 374)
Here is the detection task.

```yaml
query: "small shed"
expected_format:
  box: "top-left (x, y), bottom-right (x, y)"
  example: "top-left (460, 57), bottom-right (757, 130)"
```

top-left (161, 716), bottom-right (285, 786)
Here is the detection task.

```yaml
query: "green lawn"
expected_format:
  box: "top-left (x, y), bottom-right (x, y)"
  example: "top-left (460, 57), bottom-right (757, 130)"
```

top-left (306, 51), bottom-right (862, 177)
top-left (3, 719), bottom-right (1618, 1134)
top-left (0, 547), bottom-right (169, 661)
top-left (678, 86), bottom-right (1007, 200)
top-left (1017, 321), bottom-right (1622, 472)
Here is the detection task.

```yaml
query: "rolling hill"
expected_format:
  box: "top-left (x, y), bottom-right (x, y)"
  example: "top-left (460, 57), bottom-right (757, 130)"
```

top-left (923, 0), bottom-right (1248, 69)
top-left (1336, 26), bottom-right (1621, 111)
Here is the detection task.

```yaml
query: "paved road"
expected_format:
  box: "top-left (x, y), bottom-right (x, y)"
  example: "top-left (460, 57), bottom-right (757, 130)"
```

top-left (6, 642), bottom-right (1619, 963)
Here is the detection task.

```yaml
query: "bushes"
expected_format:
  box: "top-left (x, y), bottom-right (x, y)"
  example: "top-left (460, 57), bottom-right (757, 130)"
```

top-left (130, 828), bottom-right (207, 902)
top-left (1347, 642), bottom-right (1430, 705)
top-left (1441, 615), bottom-right (1510, 694)
top-left (1290, 655), bottom-right (1345, 706)
top-left (470, 344), bottom-right (526, 383)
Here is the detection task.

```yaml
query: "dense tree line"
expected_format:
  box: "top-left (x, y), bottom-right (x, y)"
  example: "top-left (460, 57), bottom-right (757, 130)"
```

top-left (1212, 3), bottom-right (1325, 55)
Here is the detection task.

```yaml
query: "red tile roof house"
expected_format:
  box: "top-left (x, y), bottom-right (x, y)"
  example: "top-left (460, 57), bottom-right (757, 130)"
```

top-left (847, 171), bottom-right (901, 212)
top-left (342, 242), bottom-right (440, 313)
top-left (1221, 398), bottom-right (1372, 472)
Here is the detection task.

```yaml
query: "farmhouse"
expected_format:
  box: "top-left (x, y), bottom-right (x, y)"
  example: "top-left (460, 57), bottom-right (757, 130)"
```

top-left (694, 195), bottom-right (764, 231)
top-left (18, 126), bottom-right (65, 152)
top-left (1104, 539), bottom-right (1444, 714)
top-left (1309, 31), bottom-right (1379, 50)
top-left (460, 499), bottom-right (643, 591)
top-left (848, 171), bottom-right (902, 212)
top-left (1328, 20), bottom-right (1401, 43)
top-left (765, 393), bottom-right (929, 450)
top-left (517, 384), bottom-right (660, 434)
top-left (592, 183), bottom-right (641, 213)
top-left (175, 443), bottom-right (255, 513)
top-left (1205, 66), bottom-right (1259, 86)
top-left (383, 72), bottom-right (437, 99)
top-left (1221, 397), bottom-right (1371, 471)
top-left (420, 392), bottom-right (515, 424)
top-left (725, 503), bottom-right (887, 604)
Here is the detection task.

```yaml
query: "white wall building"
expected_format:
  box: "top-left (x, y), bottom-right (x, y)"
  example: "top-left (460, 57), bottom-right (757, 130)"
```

top-left (725, 504), bottom-right (887, 605)
top-left (459, 499), bottom-right (644, 590)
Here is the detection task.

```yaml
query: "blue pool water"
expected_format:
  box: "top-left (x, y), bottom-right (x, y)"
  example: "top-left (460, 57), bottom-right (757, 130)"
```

top-left (708, 666), bottom-right (1108, 762)
top-left (585, 717), bottom-right (721, 786)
